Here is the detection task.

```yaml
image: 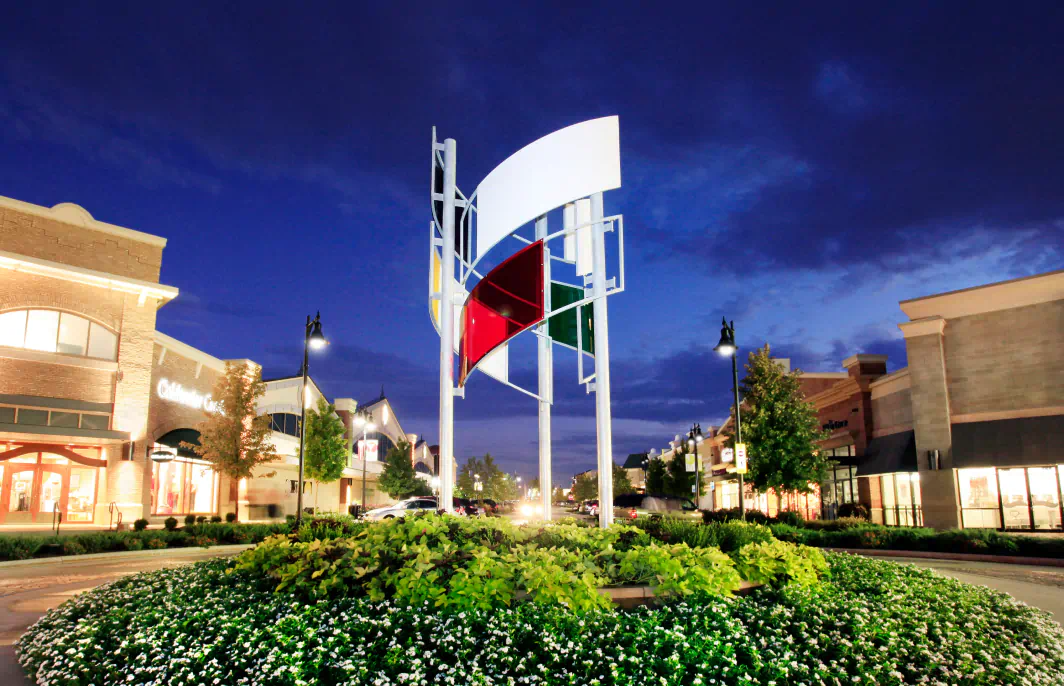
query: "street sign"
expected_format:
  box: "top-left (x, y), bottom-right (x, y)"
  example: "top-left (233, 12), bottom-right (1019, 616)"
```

top-left (358, 439), bottom-right (379, 462)
top-left (735, 443), bottom-right (747, 474)
top-left (685, 453), bottom-right (696, 472)
top-left (722, 447), bottom-right (734, 463)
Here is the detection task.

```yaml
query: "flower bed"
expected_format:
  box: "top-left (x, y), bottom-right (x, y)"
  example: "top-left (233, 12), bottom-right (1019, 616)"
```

top-left (18, 553), bottom-right (1064, 685)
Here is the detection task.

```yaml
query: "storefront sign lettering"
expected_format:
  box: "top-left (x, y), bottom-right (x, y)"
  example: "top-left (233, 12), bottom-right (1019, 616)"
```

top-left (822, 419), bottom-right (848, 432)
top-left (157, 379), bottom-right (221, 414)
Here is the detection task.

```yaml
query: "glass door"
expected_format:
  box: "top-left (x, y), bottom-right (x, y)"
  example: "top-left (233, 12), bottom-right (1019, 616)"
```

top-left (1028, 467), bottom-right (1061, 530)
top-left (998, 468), bottom-right (1031, 530)
top-left (38, 468), bottom-right (65, 522)
top-left (4, 468), bottom-right (36, 524)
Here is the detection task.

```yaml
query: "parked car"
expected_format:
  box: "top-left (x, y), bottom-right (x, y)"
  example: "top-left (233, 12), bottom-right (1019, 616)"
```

top-left (585, 500), bottom-right (600, 517)
top-left (363, 497), bottom-right (439, 520)
top-left (481, 498), bottom-right (500, 515)
top-left (455, 497), bottom-right (481, 516)
top-left (612, 493), bottom-right (700, 520)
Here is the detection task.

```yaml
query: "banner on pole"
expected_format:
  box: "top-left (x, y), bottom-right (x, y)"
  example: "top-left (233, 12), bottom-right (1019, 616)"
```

top-left (722, 447), bottom-right (734, 463)
top-left (735, 443), bottom-right (747, 474)
top-left (358, 439), bottom-right (379, 462)
top-left (685, 453), bottom-right (696, 472)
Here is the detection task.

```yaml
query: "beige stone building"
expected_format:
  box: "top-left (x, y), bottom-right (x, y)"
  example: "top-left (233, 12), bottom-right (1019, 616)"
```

top-left (0, 195), bottom-right (429, 528)
top-left (694, 270), bottom-right (1064, 531)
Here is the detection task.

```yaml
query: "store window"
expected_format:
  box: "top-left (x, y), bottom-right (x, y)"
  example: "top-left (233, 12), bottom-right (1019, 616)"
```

top-left (0, 309), bottom-right (117, 361)
top-left (819, 445), bottom-right (856, 520)
top-left (872, 472), bottom-right (922, 527)
top-left (151, 456), bottom-right (219, 515)
top-left (959, 466), bottom-right (1063, 531)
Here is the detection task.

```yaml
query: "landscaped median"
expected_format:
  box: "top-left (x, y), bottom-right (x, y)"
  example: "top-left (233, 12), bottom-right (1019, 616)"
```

top-left (16, 515), bottom-right (1064, 685)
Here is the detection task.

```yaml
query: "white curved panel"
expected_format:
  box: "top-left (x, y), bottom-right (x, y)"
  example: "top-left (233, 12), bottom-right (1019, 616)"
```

top-left (476, 116), bottom-right (621, 258)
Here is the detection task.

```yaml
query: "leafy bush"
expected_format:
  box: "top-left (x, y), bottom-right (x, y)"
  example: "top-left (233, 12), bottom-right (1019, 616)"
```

top-left (711, 520), bottom-right (774, 553)
top-left (146, 537), bottom-right (167, 550)
top-left (801, 516), bottom-right (876, 531)
top-left (837, 502), bottom-right (870, 519)
top-left (210, 515), bottom-right (223, 523)
top-left (733, 540), bottom-right (827, 586)
top-left (225, 512), bottom-right (238, 523)
top-left (703, 507), bottom-right (771, 524)
top-left (292, 513), bottom-right (364, 542)
top-left (184, 514), bottom-right (196, 526)
top-left (231, 514), bottom-right (770, 610)
top-left (133, 518), bottom-right (149, 531)
top-left (163, 517), bottom-right (178, 531)
top-left (59, 538), bottom-right (86, 556)
top-left (197, 516), bottom-right (207, 524)
top-left (19, 554), bottom-right (1064, 685)
top-left (772, 510), bottom-right (804, 527)
top-left (0, 536), bottom-right (46, 560)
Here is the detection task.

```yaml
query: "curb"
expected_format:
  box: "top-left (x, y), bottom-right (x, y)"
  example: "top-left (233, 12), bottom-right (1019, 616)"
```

top-left (0, 543), bottom-right (253, 569)
top-left (826, 548), bottom-right (1064, 568)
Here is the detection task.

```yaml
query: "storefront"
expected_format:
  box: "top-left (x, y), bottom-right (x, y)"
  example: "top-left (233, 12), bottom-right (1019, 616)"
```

top-left (956, 466), bottom-right (1063, 531)
top-left (148, 429), bottom-right (219, 517)
top-left (0, 445), bottom-right (105, 525)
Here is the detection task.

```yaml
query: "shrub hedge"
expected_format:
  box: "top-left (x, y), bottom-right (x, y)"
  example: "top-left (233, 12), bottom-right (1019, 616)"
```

top-left (772, 522), bottom-right (1064, 558)
top-left (0, 522), bottom-right (292, 562)
top-left (18, 553), bottom-right (1064, 685)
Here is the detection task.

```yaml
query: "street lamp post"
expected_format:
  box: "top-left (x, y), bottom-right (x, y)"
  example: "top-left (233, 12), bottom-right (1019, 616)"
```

top-left (714, 317), bottom-right (744, 518)
top-left (688, 423), bottom-right (704, 509)
top-left (354, 408), bottom-right (377, 514)
top-left (297, 312), bottom-right (327, 526)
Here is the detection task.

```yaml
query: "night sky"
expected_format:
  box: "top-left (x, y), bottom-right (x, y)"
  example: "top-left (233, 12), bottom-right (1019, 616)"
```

top-left (2, 3), bottom-right (1061, 485)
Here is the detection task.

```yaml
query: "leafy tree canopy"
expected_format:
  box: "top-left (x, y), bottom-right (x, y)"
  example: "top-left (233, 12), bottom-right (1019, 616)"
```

top-left (184, 361), bottom-right (277, 483)
top-left (378, 440), bottom-right (429, 499)
top-left (303, 397), bottom-right (348, 485)
top-left (723, 344), bottom-right (832, 495)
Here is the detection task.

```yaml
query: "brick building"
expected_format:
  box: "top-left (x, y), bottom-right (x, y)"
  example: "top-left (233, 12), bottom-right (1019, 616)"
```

top-left (699, 270), bottom-right (1064, 531)
top-left (0, 195), bottom-right (427, 528)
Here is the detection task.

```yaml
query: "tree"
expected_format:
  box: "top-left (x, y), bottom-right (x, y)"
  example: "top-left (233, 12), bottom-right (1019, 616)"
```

top-left (183, 361), bottom-right (278, 519)
top-left (378, 440), bottom-right (425, 500)
top-left (665, 443), bottom-right (705, 500)
top-left (612, 464), bottom-right (635, 496)
top-left (645, 457), bottom-right (667, 494)
top-left (528, 477), bottom-right (541, 499)
top-left (572, 472), bottom-right (597, 501)
top-left (723, 344), bottom-right (832, 506)
top-left (303, 397), bottom-right (348, 513)
top-left (457, 453), bottom-right (507, 500)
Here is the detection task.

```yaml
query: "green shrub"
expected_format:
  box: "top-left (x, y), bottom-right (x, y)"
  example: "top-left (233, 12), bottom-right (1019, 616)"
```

top-left (801, 516), bottom-right (877, 531)
top-left (712, 520), bottom-right (774, 553)
top-left (837, 502), bottom-right (870, 519)
top-left (184, 514), bottom-right (196, 526)
top-left (163, 517), bottom-right (178, 531)
top-left (122, 537), bottom-right (144, 551)
top-left (146, 537), bottom-right (167, 550)
top-left (197, 516), bottom-right (207, 524)
top-left (772, 510), bottom-right (805, 527)
top-left (603, 543), bottom-right (742, 597)
top-left (703, 507), bottom-right (772, 525)
top-left (225, 512), bottom-right (238, 523)
top-left (210, 515), bottom-right (222, 523)
top-left (0, 536), bottom-right (46, 561)
top-left (733, 540), bottom-right (827, 586)
top-left (132, 518), bottom-right (149, 531)
top-left (59, 538), bottom-right (86, 556)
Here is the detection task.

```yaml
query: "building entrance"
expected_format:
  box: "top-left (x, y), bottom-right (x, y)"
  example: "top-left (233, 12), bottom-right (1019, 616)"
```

top-left (0, 447), bottom-right (103, 525)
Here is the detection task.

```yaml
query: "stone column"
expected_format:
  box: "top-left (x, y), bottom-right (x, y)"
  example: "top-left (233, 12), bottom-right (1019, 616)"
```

top-left (108, 292), bottom-right (159, 523)
top-left (900, 316), bottom-right (960, 529)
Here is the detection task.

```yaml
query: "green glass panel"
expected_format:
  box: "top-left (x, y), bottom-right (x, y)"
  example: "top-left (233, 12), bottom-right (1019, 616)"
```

top-left (548, 282), bottom-right (594, 354)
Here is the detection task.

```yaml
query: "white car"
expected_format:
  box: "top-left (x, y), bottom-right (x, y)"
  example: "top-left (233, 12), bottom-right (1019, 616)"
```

top-left (363, 497), bottom-right (439, 521)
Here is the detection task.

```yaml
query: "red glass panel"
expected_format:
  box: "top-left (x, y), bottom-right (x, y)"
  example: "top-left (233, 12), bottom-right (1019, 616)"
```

top-left (459, 240), bottom-right (545, 386)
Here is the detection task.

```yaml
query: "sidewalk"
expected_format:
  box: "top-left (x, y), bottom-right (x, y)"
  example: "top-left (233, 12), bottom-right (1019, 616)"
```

top-left (0, 545), bottom-right (248, 686)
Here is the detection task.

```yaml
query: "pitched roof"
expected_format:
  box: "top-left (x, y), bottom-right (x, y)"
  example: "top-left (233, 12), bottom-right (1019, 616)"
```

top-left (622, 453), bottom-right (648, 469)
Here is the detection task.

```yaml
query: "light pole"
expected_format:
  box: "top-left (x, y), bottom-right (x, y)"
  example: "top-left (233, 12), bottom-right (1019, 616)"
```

top-left (297, 312), bottom-right (327, 526)
top-left (474, 473), bottom-right (483, 512)
top-left (353, 408), bottom-right (377, 513)
top-left (714, 317), bottom-right (744, 518)
top-left (688, 423), bottom-right (704, 509)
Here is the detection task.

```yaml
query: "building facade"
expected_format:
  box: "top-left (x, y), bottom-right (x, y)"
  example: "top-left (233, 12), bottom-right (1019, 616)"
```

top-left (0, 195), bottom-right (425, 528)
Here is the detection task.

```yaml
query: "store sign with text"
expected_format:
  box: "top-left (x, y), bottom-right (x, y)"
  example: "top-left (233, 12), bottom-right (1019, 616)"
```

top-left (156, 379), bottom-right (221, 414)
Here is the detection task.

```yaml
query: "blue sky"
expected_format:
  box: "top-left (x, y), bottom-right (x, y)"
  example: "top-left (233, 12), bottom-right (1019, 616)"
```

top-left (1, 2), bottom-right (1061, 485)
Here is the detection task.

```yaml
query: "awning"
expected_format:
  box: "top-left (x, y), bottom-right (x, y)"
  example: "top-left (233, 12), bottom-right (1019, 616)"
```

top-left (857, 430), bottom-right (917, 476)
top-left (953, 415), bottom-right (1064, 469)
top-left (156, 428), bottom-right (202, 458)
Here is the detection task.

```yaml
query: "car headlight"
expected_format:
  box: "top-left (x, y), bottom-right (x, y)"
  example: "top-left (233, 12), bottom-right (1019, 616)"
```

top-left (519, 504), bottom-right (533, 516)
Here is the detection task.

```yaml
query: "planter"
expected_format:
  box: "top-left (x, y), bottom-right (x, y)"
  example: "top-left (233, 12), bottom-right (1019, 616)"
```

top-left (600, 580), bottom-right (763, 609)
